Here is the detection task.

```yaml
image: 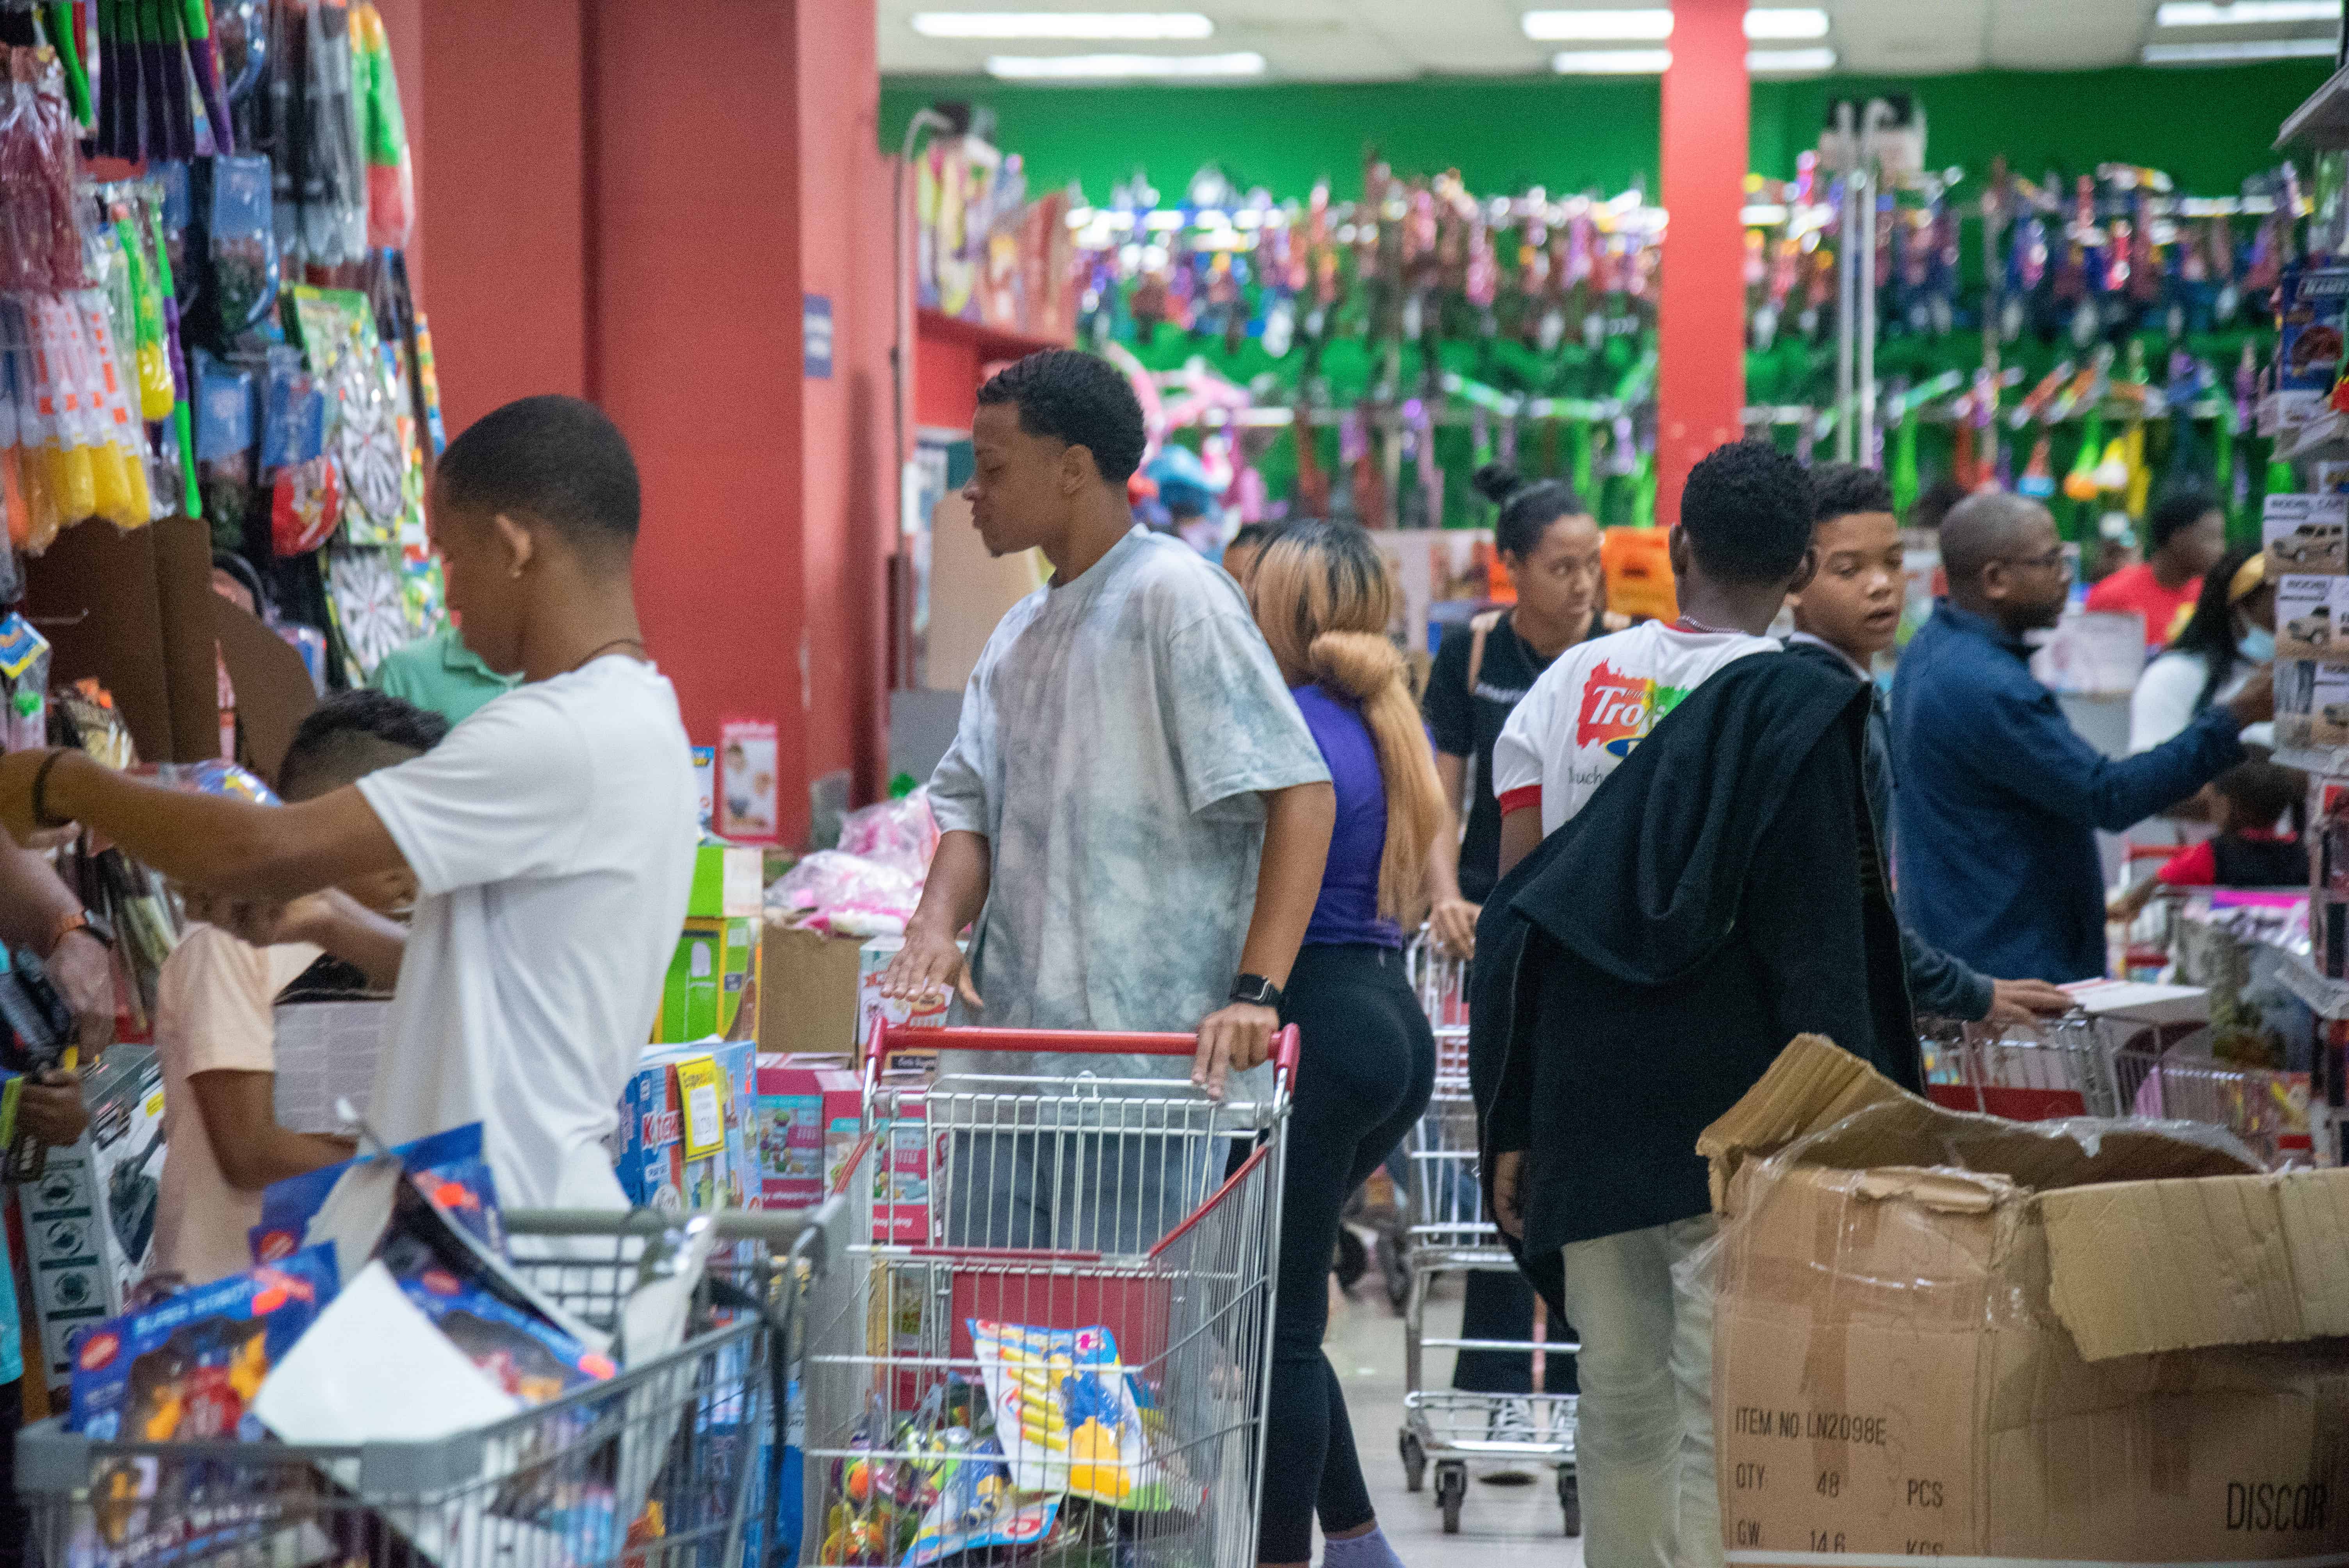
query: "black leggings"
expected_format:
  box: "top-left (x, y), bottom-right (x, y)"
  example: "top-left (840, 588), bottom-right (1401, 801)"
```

top-left (1258, 943), bottom-right (1435, 1563)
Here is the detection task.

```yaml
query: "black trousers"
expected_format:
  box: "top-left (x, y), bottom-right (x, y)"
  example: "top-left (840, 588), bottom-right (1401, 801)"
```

top-left (1451, 1270), bottom-right (1579, 1396)
top-left (1256, 944), bottom-right (1435, 1562)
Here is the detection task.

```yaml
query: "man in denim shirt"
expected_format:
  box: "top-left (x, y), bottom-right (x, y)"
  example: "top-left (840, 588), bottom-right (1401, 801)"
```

top-left (1891, 492), bottom-right (2274, 983)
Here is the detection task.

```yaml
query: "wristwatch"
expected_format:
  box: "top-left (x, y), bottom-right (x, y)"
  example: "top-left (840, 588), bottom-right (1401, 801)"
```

top-left (48, 909), bottom-right (112, 956)
top-left (1229, 973), bottom-right (1283, 1010)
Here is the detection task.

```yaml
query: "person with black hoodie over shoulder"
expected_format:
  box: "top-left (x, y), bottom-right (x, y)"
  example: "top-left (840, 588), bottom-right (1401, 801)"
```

top-left (1472, 442), bottom-right (1921, 1568)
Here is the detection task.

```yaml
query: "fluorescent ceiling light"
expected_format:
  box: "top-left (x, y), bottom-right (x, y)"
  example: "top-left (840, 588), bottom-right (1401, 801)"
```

top-left (1524, 8), bottom-right (1828, 40)
top-left (2153, 1), bottom-right (2338, 25)
top-left (912, 11), bottom-right (1213, 39)
top-left (1525, 10), bottom-right (1673, 40)
top-left (1744, 8), bottom-right (1830, 38)
top-left (985, 50), bottom-right (1265, 77)
top-left (2142, 35), bottom-right (2336, 59)
top-left (1551, 47), bottom-right (1672, 71)
top-left (1748, 45), bottom-right (1836, 71)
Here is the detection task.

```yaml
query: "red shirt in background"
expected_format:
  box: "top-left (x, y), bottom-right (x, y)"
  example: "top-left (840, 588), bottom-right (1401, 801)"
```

top-left (2155, 829), bottom-right (2295, 887)
top-left (2084, 561), bottom-right (2202, 649)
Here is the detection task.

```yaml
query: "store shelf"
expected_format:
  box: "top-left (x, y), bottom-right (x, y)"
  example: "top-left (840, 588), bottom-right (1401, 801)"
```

top-left (2273, 948), bottom-right (2349, 1021)
top-left (916, 308), bottom-right (1069, 363)
top-left (2281, 409), bottom-right (2349, 464)
top-left (2279, 61), bottom-right (2349, 150)
top-left (2276, 745), bottom-right (2349, 775)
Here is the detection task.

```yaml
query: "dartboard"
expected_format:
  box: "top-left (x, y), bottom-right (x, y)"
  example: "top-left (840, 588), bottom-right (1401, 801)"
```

top-left (329, 328), bottom-right (407, 540)
top-left (325, 546), bottom-right (412, 677)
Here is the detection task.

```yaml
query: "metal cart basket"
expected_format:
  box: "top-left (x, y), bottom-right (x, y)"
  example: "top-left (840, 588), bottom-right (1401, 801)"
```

top-left (1396, 936), bottom-right (1579, 1538)
top-left (17, 1195), bottom-right (856, 1568)
top-left (797, 1023), bottom-right (1296, 1568)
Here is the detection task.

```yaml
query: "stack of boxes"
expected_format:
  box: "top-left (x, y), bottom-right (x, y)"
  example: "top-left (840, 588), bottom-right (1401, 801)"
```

top-left (2270, 494), bottom-right (2349, 1167)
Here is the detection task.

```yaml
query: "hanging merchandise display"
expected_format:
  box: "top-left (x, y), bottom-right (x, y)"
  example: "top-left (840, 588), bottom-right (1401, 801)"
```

top-left (1050, 142), bottom-right (2295, 545)
top-left (0, 3), bottom-right (446, 697)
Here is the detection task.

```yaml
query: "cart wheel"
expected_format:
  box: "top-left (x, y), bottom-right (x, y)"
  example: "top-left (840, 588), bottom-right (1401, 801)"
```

top-left (1558, 1469), bottom-right (1582, 1537)
top-left (1437, 1462), bottom-right (1468, 1534)
top-left (1399, 1430), bottom-right (1427, 1493)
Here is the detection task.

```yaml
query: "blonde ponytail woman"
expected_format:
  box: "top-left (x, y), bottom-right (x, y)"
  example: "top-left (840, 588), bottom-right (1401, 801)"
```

top-left (1243, 520), bottom-right (1440, 1568)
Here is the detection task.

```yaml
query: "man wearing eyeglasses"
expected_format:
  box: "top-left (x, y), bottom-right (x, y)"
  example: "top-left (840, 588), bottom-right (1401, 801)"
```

top-left (1890, 491), bottom-right (2273, 987)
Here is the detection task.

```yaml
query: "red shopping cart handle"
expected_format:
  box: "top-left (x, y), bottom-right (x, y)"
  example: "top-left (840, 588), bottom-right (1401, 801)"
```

top-left (879, 1022), bottom-right (1302, 1082)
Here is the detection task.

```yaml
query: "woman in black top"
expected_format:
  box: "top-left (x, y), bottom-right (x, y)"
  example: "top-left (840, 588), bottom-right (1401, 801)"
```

top-left (1424, 466), bottom-right (1613, 946)
top-left (1419, 466), bottom-right (1610, 1449)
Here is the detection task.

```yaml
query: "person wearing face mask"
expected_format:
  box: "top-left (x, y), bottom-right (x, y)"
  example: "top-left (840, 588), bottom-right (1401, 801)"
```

top-left (2128, 545), bottom-right (2276, 755)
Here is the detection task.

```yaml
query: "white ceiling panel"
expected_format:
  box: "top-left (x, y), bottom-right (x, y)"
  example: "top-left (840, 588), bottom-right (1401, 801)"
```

top-left (878, 0), bottom-right (2340, 79)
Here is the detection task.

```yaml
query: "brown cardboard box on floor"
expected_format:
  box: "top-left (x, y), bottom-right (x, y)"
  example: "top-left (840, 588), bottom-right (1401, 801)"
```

top-left (757, 924), bottom-right (864, 1060)
top-left (1698, 1035), bottom-right (2349, 1565)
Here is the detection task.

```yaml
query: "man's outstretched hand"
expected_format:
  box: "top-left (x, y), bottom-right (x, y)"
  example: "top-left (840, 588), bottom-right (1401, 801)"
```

top-left (1984, 978), bottom-right (2075, 1025)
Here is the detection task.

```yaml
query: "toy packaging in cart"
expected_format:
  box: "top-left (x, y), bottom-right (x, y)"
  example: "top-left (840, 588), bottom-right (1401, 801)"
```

top-left (68, 1245), bottom-right (338, 1441)
top-left (970, 1320), bottom-right (1165, 1509)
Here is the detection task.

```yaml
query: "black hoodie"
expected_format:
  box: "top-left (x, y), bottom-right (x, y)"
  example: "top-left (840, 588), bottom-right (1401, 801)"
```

top-left (1468, 652), bottom-right (1919, 1310)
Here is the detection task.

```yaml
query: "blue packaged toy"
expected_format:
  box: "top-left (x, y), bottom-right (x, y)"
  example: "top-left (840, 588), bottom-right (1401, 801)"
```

top-left (69, 1245), bottom-right (338, 1441)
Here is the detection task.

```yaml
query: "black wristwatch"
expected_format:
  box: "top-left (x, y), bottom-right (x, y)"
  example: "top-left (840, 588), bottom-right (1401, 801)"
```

top-left (1229, 973), bottom-right (1283, 1010)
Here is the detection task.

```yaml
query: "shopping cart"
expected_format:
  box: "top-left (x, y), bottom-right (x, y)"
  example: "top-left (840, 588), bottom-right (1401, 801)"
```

top-left (1922, 1015), bottom-right (2312, 1167)
top-left (1395, 935), bottom-right (1579, 1538)
top-left (798, 1022), bottom-right (1296, 1567)
top-left (15, 1187), bottom-right (861, 1568)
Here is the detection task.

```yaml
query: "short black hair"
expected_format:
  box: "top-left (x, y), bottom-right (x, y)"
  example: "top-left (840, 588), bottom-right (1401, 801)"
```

top-left (276, 690), bottom-right (449, 801)
top-left (2213, 760), bottom-right (2305, 835)
top-left (1228, 522), bottom-right (1283, 552)
top-left (1808, 461), bottom-right (1895, 526)
top-left (2148, 486), bottom-right (2221, 554)
top-left (1909, 476), bottom-right (1969, 531)
top-left (435, 395), bottom-right (640, 550)
top-left (1679, 440), bottom-right (1815, 585)
top-left (975, 350), bottom-right (1147, 484)
top-left (1472, 465), bottom-right (1589, 559)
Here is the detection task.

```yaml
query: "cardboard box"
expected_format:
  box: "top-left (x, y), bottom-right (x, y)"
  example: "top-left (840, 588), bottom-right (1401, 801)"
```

top-left (687, 842), bottom-right (763, 920)
top-left (2278, 658), bottom-right (2349, 751)
top-left (615, 1045), bottom-right (746, 1213)
top-left (2265, 492), bottom-right (2349, 577)
top-left (2274, 264), bottom-right (2349, 437)
top-left (754, 1055), bottom-right (864, 1210)
top-left (757, 925), bottom-right (864, 1059)
top-left (1700, 1035), bottom-right (2349, 1565)
top-left (654, 915), bottom-right (759, 1044)
top-left (2278, 572), bottom-right (2349, 659)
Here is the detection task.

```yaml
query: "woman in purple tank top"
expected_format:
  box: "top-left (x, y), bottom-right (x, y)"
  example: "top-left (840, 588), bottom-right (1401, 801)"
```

top-left (1241, 522), bottom-right (1442, 1568)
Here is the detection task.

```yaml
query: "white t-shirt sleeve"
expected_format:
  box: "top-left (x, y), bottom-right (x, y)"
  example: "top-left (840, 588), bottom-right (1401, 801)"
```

top-left (2128, 653), bottom-right (2206, 755)
top-left (355, 691), bottom-right (594, 896)
top-left (1492, 673), bottom-right (1555, 814)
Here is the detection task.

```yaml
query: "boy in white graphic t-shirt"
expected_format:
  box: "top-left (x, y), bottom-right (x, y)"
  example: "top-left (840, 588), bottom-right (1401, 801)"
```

top-left (1492, 442), bottom-right (1818, 870)
top-left (1486, 440), bottom-right (1824, 1568)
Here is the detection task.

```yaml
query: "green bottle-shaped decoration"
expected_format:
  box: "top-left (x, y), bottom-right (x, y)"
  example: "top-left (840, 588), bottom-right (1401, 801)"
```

top-left (1630, 446), bottom-right (1656, 529)
top-left (1568, 420), bottom-right (1595, 502)
top-left (1890, 417), bottom-right (1921, 520)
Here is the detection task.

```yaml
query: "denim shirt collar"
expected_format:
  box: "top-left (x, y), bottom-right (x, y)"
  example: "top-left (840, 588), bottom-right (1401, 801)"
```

top-left (1932, 598), bottom-right (2035, 661)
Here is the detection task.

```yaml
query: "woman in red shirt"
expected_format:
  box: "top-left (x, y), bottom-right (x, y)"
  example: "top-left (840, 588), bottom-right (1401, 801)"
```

top-left (2085, 488), bottom-right (2227, 650)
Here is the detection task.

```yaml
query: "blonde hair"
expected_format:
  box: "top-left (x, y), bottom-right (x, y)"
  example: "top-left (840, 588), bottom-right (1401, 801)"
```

top-left (1250, 522), bottom-right (1444, 921)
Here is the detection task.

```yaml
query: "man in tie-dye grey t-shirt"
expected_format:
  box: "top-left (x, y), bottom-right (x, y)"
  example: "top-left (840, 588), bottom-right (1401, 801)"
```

top-left (883, 350), bottom-right (1333, 1252)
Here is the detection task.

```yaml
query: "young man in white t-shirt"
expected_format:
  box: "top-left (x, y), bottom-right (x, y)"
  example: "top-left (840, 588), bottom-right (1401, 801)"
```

top-left (0, 396), bottom-right (699, 1215)
top-left (1486, 440), bottom-right (1820, 1568)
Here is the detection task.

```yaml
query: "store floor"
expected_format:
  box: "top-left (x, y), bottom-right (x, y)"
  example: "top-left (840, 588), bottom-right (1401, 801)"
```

top-left (1325, 1273), bottom-right (1582, 1566)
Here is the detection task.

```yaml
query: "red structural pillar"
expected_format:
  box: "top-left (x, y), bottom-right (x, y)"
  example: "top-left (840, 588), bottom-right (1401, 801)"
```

top-left (399, 0), bottom-right (889, 843)
top-left (1656, 0), bottom-right (1749, 528)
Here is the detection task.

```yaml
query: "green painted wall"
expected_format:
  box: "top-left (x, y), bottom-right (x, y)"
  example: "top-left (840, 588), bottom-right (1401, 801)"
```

top-left (882, 61), bottom-right (2326, 203)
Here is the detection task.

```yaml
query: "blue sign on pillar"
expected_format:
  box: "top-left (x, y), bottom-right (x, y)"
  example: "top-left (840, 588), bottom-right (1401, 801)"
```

top-left (803, 294), bottom-right (834, 379)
